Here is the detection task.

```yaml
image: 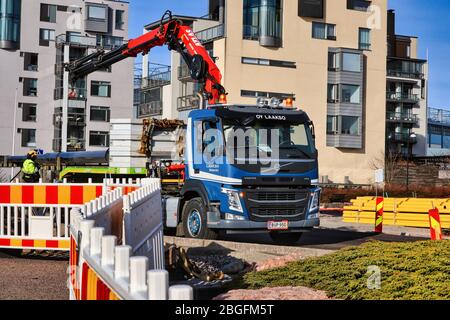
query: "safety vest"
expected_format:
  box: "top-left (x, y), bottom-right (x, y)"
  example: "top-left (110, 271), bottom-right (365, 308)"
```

top-left (22, 159), bottom-right (36, 175)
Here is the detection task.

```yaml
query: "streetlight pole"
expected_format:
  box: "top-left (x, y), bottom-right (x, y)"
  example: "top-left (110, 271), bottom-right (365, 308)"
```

top-left (406, 133), bottom-right (417, 195)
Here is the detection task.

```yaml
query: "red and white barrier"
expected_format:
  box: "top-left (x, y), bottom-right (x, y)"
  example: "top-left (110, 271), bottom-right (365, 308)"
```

top-left (69, 179), bottom-right (192, 300)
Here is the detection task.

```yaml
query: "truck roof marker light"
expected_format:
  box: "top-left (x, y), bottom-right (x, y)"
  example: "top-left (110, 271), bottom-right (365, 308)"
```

top-left (285, 98), bottom-right (294, 108)
top-left (219, 94), bottom-right (227, 104)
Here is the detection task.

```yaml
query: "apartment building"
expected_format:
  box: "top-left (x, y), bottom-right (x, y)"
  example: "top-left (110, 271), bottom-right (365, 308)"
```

top-left (0, 0), bottom-right (133, 158)
top-left (386, 9), bottom-right (428, 158)
top-left (138, 0), bottom-right (387, 184)
top-left (427, 107), bottom-right (450, 156)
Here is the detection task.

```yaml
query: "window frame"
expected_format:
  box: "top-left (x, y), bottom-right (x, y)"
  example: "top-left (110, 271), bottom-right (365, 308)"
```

top-left (359, 28), bottom-right (371, 50)
top-left (89, 131), bottom-right (110, 147)
top-left (341, 84), bottom-right (361, 104)
top-left (91, 81), bottom-right (111, 98)
top-left (87, 5), bottom-right (107, 21)
top-left (90, 106), bottom-right (111, 122)
top-left (312, 22), bottom-right (336, 41)
top-left (115, 10), bottom-right (125, 30)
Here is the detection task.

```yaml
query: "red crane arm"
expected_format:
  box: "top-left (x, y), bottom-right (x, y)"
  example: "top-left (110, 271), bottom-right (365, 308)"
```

top-left (66, 11), bottom-right (226, 105)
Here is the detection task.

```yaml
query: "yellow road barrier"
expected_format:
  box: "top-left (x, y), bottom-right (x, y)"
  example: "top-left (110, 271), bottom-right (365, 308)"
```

top-left (343, 197), bottom-right (450, 229)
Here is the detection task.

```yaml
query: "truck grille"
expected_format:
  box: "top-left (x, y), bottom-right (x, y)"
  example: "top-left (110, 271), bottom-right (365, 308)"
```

top-left (244, 189), bottom-right (309, 222)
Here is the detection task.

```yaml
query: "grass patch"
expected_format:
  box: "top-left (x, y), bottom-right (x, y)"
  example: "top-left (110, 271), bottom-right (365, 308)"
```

top-left (243, 241), bottom-right (450, 300)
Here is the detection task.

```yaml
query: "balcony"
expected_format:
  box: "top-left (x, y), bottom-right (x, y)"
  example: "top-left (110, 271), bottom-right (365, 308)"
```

top-left (137, 101), bottom-right (163, 118)
top-left (195, 24), bottom-right (225, 43)
top-left (428, 108), bottom-right (450, 125)
top-left (56, 34), bottom-right (97, 47)
top-left (141, 71), bottom-right (171, 89)
top-left (54, 87), bottom-right (88, 101)
top-left (52, 138), bottom-right (86, 152)
top-left (53, 111), bottom-right (86, 127)
top-left (386, 112), bottom-right (419, 124)
top-left (386, 92), bottom-right (420, 103)
top-left (387, 133), bottom-right (418, 145)
top-left (178, 64), bottom-right (192, 82)
top-left (387, 69), bottom-right (424, 80)
top-left (177, 95), bottom-right (201, 112)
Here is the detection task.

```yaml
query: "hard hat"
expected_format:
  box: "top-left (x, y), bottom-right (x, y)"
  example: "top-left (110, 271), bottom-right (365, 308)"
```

top-left (27, 150), bottom-right (38, 158)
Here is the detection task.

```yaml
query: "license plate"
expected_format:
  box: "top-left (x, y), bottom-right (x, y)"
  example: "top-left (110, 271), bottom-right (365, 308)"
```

top-left (267, 220), bottom-right (289, 230)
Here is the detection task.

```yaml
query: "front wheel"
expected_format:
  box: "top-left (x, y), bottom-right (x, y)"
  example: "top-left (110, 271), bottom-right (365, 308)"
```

top-left (269, 231), bottom-right (303, 245)
top-left (182, 198), bottom-right (218, 240)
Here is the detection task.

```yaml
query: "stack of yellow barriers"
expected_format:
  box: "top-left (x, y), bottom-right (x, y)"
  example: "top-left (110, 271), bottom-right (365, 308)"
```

top-left (343, 197), bottom-right (450, 228)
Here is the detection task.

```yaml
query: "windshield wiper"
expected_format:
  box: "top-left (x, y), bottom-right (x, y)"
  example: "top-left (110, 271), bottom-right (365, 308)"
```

top-left (280, 146), bottom-right (313, 159)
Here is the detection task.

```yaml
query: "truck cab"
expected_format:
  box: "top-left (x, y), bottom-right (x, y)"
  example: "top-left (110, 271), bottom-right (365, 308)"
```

top-left (171, 104), bottom-right (320, 244)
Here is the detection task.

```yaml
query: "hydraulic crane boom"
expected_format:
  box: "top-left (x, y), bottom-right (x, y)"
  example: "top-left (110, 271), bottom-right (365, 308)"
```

top-left (65, 11), bottom-right (226, 105)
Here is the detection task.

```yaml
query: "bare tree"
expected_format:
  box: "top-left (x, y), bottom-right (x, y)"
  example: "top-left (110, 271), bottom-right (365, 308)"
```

top-left (369, 150), bottom-right (401, 184)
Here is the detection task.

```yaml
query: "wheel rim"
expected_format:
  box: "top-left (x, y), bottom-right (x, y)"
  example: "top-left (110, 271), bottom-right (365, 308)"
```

top-left (187, 209), bottom-right (202, 237)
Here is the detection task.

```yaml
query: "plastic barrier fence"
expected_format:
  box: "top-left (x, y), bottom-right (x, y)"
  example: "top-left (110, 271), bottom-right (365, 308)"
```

top-left (343, 197), bottom-right (450, 228)
top-left (69, 180), bottom-right (193, 300)
top-left (0, 179), bottom-right (143, 251)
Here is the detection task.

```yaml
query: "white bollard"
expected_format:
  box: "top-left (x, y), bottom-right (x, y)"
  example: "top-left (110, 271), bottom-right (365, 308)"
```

top-left (130, 257), bottom-right (148, 295)
top-left (115, 245), bottom-right (131, 279)
top-left (147, 270), bottom-right (169, 300)
top-left (90, 227), bottom-right (104, 256)
top-left (169, 285), bottom-right (194, 300)
top-left (79, 220), bottom-right (95, 253)
top-left (101, 236), bottom-right (117, 267)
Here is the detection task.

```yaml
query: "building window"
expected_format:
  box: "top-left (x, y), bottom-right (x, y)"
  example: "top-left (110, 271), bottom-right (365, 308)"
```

top-left (327, 84), bottom-right (339, 103)
top-left (298, 0), bottom-right (324, 18)
top-left (96, 35), bottom-right (124, 48)
top-left (20, 103), bottom-right (37, 122)
top-left (341, 84), bottom-right (360, 104)
top-left (91, 81), bottom-right (111, 97)
top-left (21, 129), bottom-right (36, 147)
top-left (22, 78), bottom-right (37, 96)
top-left (23, 52), bottom-right (38, 71)
top-left (115, 10), bottom-right (125, 30)
top-left (359, 28), bottom-right (371, 50)
top-left (87, 5), bottom-right (107, 21)
top-left (0, 0), bottom-right (21, 49)
top-left (39, 28), bottom-right (55, 46)
top-left (341, 116), bottom-right (359, 135)
top-left (347, 0), bottom-right (371, 11)
top-left (327, 116), bottom-right (338, 134)
top-left (312, 22), bottom-right (336, 40)
top-left (90, 106), bottom-right (110, 122)
top-left (40, 4), bottom-right (57, 23)
top-left (89, 131), bottom-right (109, 147)
top-left (241, 90), bottom-right (294, 100)
top-left (243, 0), bottom-right (283, 45)
top-left (328, 52), bottom-right (340, 71)
top-left (342, 53), bottom-right (361, 72)
top-left (242, 57), bottom-right (296, 68)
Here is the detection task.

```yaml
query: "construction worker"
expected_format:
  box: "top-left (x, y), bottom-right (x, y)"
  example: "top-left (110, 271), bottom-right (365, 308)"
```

top-left (22, 150), bottom-right (40, 183)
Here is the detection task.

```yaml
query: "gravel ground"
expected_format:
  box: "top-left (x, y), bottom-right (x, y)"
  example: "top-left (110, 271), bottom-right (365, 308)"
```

top-left (0, 250), bottom-right (69, 300)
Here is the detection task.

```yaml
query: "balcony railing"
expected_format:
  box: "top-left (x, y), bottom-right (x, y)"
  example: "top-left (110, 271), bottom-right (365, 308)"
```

top-left (178, 64), bottom-right (192, 81)
top-left (387, 133), bottom-right (418, 144)
top-left (53, 138), bottom-right (86, 152)
top-left (386, 92), bottom-right (420, 103)
top-left (56, 34), bottom-right (97, 47)
top-left (387, 69), bottom-right (424, 80)
top-left (428, 108), bottom-right (450, 125)
top-left (195, 24), bottom-right (225, 43)
top-left (54, 87), bottom-right (88, 100)
top-left (141, 71), bottom-right (171, 89)
top-left (386, 112), bottom-right (419, 124)
top-left (137, 101), bottom-right (163, 118)
top-left (177, 95), bottom-right (201, 112)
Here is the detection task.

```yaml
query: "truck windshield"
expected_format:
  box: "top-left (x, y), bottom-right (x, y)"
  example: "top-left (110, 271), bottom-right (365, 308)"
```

top-left (223, 120), bottom-right (316, 162)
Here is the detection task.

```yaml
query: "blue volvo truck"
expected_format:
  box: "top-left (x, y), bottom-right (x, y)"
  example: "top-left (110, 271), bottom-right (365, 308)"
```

top-left (158, 103), bottom-right (321, 244)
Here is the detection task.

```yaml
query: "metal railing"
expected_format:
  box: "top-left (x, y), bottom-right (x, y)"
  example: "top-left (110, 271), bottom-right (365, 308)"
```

top-left (388, 133), bottom-right (418, 144)
top-left (428, 107), bottom-right (450, 125)
top-left (386, 112), bottom-right (419, 123)
top-left (56, 34), bottom-right (97, 47)
top-left (53, 138), bottom-right (86, 152)
top-left (178, 64), bottom-right (191, 81)
top-left (195, 24), bottom-right (225, 43)
top-left (137, 101), bottom-right (163, 118)
top-left (54, 87), bottom-right (88, 100)
top-left (141, 71), bottom-right (171, 89)
top-left (386, 92), bottom-right (420, 103)
top-left (177, 95), bottom-right (201, 112)
top-left (387, 69), bottom-right (424, 80)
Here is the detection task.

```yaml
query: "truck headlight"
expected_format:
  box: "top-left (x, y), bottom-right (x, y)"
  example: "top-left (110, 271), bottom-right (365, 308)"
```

top-left (221, 188), bottom-right (243, 213)
top-left (309, 190), bottom-right (320, 213)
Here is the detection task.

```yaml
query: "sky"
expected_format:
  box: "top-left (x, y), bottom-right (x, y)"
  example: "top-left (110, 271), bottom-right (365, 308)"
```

top-left (128, 0), bottom-right (450, 108)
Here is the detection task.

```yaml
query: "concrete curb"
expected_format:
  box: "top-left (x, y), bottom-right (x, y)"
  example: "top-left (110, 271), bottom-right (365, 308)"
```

top-left (164, 236), bottom-right (335, 258)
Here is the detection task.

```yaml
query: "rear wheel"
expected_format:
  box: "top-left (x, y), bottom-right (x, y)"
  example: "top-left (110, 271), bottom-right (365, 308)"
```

top-left (182, 197), bottom-right (218, 240)
top-left (269, 232), bottom-right (303, 245)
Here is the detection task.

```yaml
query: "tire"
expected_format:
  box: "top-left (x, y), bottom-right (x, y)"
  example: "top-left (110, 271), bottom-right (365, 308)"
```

top-left (182, 197), bottom-right (218, 240)
top-left (269, 232), bottom-right (303, 245)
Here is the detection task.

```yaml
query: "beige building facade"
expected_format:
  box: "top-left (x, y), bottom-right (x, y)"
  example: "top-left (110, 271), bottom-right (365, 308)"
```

top-left (140, 0), bottom-right (388, 184)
